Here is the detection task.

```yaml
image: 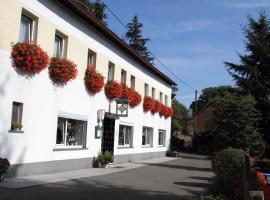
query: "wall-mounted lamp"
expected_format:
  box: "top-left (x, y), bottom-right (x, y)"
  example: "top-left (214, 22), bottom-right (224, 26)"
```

top-left (95, 109), bottom-right (106, 139)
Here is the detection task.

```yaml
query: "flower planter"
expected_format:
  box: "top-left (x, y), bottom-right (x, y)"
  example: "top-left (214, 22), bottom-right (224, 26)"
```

top-left (151, 100), bottom-right (162, 114)
top-left (84, 65), bottom-right (104, 94)
top-left (49, 57), bottom-right (78, 85)
top-left (105, 80), bottom-right (122, 99)
top-left (129, 91), bottom-right (142, 108)
top-left (143, 96), bottom-right (155, 112)
top-left (11, 41), bottom-right (49, 74)
top-left (160, 105), bottom-right (173, 118)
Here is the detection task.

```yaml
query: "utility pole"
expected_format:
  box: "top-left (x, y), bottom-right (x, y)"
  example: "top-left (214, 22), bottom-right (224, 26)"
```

top-left (194, 90), bottom-right (198, 135)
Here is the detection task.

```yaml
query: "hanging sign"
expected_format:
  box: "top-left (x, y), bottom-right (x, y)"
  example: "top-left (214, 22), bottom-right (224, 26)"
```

top-left (116, 98), bottom-right (129, 117)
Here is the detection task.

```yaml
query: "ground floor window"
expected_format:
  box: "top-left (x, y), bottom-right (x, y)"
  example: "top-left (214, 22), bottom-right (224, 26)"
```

top-left (142, 127), bottom-right (153, 147)
top-left (56, 117), bottom-right (87, 147)
top-left (158, 129), bottom-right (166, 146)
top-left (118, 125), bottom-right (133, 147)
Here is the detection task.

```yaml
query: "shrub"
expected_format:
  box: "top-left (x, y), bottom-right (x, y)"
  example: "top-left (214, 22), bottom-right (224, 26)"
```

top-left (176, 134), bottom-right (193, 149)
top-left (11, 41), bottom-right (49, 74)
top-left (84, 65), bottom-right (104, 94)
top-left (212, 148), bottom-right (247, 200)
top-left (105, 80), bottom-right (122, 99)
top-left (49, 57), bottom-right (78, 85)
top-left (97, 151), bottom-right (113, 167)
top-left (0, 158), bottom-right (10, 173)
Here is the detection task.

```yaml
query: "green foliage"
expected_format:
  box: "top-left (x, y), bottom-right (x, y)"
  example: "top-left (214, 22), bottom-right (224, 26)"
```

top-left (224, 12), bottom-right (270, 146)
top-left (207, 94), bottom-right (264, 156)
top-left (212, 148), bottom-right (247, 200)
top-left (125, 15), bottom-right (154, 63)
top-left (171, 99), bottom-right (192, 134)
top-left (97, 151), bottom-right (113, 167)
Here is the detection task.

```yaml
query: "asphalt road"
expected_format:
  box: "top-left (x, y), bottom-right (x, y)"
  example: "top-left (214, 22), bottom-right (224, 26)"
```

top-left (0, 153), bottom-right (214, 200)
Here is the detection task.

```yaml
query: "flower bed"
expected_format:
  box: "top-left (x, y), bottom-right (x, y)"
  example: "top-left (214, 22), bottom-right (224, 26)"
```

top-left (143, 96), bottom-right (155, 112)
top-left (49, 57), bottom-right (78, 85)
top-left (129, 91), bottom-right (142, 108)
top-left (105, 80), bottom-right (122, 99)
top-left (11, 42), bottom-right (49, 74)
top-left (84, 65), bottom-right (104, 94)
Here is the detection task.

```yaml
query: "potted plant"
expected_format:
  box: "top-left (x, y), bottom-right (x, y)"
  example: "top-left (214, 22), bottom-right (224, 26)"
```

top-left (105, 80), bottom-right (122, 100)
top-left (0, 158), bottom-right (10, 182)
top-left (143, 96), bottom-right (155, 112)
top-left (84, 65), bottom-right (104, 95)
top-left (96, 151), bottom-right (113, 168)
top-left (129, 91), bottom-right (142, 108)
top-left (11, 122), bottom-right (23, 132)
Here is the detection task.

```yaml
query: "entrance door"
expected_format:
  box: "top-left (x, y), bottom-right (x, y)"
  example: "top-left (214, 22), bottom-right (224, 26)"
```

top-left (101, 117), bottom-right (115, 155)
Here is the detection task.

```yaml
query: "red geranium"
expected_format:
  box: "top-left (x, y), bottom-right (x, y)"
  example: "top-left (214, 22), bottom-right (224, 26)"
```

top-left (151, 100), bottom-right (162, 114)
top-left (49, 57), bottom-right (78, 85)
top-left (130, 91), bottom-right (142, 108)
top-left (11, 41), bottom-right (49, 74)
top-left (160, 104), bottom-right (173, 118)
top-left (122, 84), bottom-right (135, 103)
top-left (84, 65), bottom-right (104, 94)
top-left (105, 80), bottom-right (122, 99)
top-left (143, 96), bottom-right (155, 112)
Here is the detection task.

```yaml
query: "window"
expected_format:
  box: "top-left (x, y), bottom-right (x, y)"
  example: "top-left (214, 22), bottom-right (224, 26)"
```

top-left (118, 125), bottom-right (133, 147)
top-left (19, 14), bottom-right (33, 42)
top-left (160, 92), bottom-right (163, 103)
top-left (165, 95), bottom-right (168, 106)
top-left (108, 62), bottom-right (115, 81)
top-left (121, 69), bottom-right (127, 84)
top-left (10, 102), bottom-right (23, 131)
top-left (152, 88), bottom-right (155, 99)
top-left (144, 84), bottom-right (149, 96)
top-left (56, 117), bottom-right (87, 147)
top-left (130, 75), bottom-right (135, 89)
top-left (158, 130), bottom-right (166, 146)
top-left (142, 127), bottom-right (153, 147)
top-left (87, 49), bottom-right (96, 67)
top-left (54, 34), bottom-right (65, 57)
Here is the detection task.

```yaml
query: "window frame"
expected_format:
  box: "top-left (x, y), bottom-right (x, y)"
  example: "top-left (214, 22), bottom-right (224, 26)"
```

top-left (165, 95), bottom-right (168, 106)
top-left (19, 10), bottom-right (37, 43)
top-left (160, 92), bottom-right (163, 103)
top-left (108, 62), bottom-right (115, 81)
top-left (54, 31), bottom-right (67, 58)
top-left (10, 102), bottom-right (23, 132)
top-left (55, 116), bottom-right (87, 149)
top-left (142, 126), bottom-right (153, 147)
top-left (144, 83), bottom-right (149, 97)
top-left (121, 69), bottom-right (127, 85)
top-left (152, 88), bottom-right (156, 99)
top-left (118, 125), bottom-right (133, 148)
top-left (87, 49), bottom-right (96, 67)
top-left (130, 75), bottom-right (136, 90)
top-left (158, 129), bottom-right (166, 147)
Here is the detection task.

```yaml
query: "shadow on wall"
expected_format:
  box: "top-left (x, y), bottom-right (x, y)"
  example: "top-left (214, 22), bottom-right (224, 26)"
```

top-left (0, 178), bottom-right (201, 200)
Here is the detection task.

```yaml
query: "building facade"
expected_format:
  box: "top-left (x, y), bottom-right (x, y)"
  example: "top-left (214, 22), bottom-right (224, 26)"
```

top-left (0, 0), bottom-right (176, 177)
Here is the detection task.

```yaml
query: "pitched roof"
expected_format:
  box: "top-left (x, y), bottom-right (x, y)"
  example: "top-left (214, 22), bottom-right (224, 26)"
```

top-left (59, 0), bottom-right (177, 86)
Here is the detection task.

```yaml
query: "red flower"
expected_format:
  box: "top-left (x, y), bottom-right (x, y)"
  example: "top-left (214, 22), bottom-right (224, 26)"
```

top-left (143, 96), bottom-right (155, 112)
top-left (49, 57), bottom-right (78, 85)
top-left (130, 91), bottom-right (142, 108)
top-left (159, 104), bottom-right (173, 119)
top-left (84, 65), bottom-right (104, 94)
top-left (11, 41), bottom-right (49, 74)
top-left (151, 100), bottom-right (162, 114)
top-left (105, 80), bottom-right (122, 99)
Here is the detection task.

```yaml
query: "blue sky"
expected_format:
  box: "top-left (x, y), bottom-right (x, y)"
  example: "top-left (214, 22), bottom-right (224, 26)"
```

top-left (103, 0), bottom-right (270, 107)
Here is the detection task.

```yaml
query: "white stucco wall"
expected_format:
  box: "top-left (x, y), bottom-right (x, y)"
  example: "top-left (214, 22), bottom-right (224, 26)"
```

top-left (0, 0), bottom-right (172, 165)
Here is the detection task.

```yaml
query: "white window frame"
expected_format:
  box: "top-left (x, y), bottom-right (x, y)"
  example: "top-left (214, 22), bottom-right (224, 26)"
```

top-left (165, 95), bottom-right (168, 106)
top-left (158, 129), bottom-right (166, 147)
top-left (87, 49), bottom-right (96, 67)
top-left (19, 11), bottom-right (37, 43)
top-left (152, 88), bottom-right (155, 99)
top-left (121, 69), bottom-right (127, 84)
top-left (142, 126), bottom-right (153, 147)
top-left (160, 92), bottom-right (163, 103)
top-left (144, 84), bottom-right (149, 97)
top-left (55, 116), bottom-right (87, 149)
top-left (108, 62), bottom-right (115, 81)
top-left (130, 75), bottom-right (136, 90)
top-left (118, 125), bottom-right (133, 148)
top-left (10, 102), bottom-right (23, 131)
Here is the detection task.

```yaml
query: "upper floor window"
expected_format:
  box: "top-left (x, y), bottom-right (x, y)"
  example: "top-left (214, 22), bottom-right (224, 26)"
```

top-left (87, 49), bottom-right (96, 67)
top-left (160, 92), bottom-right (163, 103)
top-left (10, 102), bottom-right (23, 132)
top-left (118, 125), bottom-right (133, 147)
top-left (144, 84), bottom-right (149, 97)
top-left (54, 33), bottom-right (66, 58)
top-left (152, 88), bottom-right (156, 99)
top-left (19, 13), bottom-right (34, 42)
top-left (121, 69), bottom-right (127, 84)
top-left (130, 75), bottom-right (135, 90)
top-left (165, 95), bottom-right (168, 106)
top-left (142, 127), bottom-right (153, 147)
top-left (108, 62), bottom-right (115, 81)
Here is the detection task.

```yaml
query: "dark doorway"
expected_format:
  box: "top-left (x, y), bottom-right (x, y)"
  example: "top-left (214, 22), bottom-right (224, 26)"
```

top-left (101, 117), bottom-right (115, 155)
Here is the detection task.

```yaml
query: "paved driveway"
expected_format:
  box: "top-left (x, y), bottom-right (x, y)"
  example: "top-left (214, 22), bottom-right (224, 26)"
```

top-left (0, 153), bottom-right (214, 200)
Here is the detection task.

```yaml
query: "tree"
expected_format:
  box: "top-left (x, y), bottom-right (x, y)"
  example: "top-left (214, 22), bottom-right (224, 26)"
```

top-left (171, 99), bottom-right (192, 134)
top-left (190, 86), bottom-right (238, 115)
top-left (125, 15), bottom-right (154, 63)
top-left (79, 0), bottom-right (107, 25)
top-left (224, 12), bottom-right (270, 145)
top-left (207, 94), bottom-right (264, 156)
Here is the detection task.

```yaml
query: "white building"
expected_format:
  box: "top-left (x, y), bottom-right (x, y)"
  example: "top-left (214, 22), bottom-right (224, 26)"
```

top-left (0, 0), bottom-right (176, 177)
